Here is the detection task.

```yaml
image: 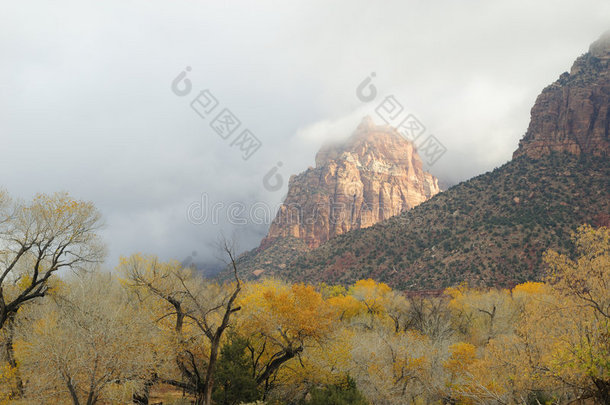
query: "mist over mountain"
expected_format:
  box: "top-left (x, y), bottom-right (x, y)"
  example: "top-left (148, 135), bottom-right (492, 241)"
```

top-left (231, 31), bottom-right (610, 289)
top-left (3, 1), bottom-right (609, 270)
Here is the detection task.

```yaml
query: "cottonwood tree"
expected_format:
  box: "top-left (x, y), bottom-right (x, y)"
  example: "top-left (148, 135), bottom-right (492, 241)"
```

top-left (236, 279), bottom-right (336, 399)
top-left (119, 241), bottom-right (242, 405)
top-left (0, 191), bottom-right (104, 399)
top-left (15, 273), bottom-right (155, 405)
top-left (445, 285), bottom-right (517, 345)
top-left (402, 296), bottom-right (453, 341)
top-left (442, 227), bottom-right (609, 405)
top-left (0, 191), bottom-right (104, 330)
top-left (350, 327), bottom-right (433, 404)
top-left (543, 225), bottom-right (610, 403)
top-left (325, 280), bottom-right (450, 404)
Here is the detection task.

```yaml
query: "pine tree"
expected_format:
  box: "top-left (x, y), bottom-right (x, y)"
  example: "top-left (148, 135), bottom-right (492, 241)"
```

top-left (212, 335), bottom-right (261, 405)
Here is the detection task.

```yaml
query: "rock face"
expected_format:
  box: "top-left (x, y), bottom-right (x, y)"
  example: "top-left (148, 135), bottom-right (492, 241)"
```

top-left (261, 117), bottom-right (440, 249)
top-left (513, 31), bottom-right (610, 159)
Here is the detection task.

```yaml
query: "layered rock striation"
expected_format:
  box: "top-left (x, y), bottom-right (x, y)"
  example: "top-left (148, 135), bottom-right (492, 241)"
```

top-left (514, 30), bottom-right (610, 159)
top-left (261, 117), bottom-right (440, 249)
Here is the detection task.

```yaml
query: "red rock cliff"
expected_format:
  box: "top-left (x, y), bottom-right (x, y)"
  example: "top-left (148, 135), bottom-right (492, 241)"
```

top-left (513, 31), bottom-right (610, 159)
top-left (261, 117), bottom-right (440, 249)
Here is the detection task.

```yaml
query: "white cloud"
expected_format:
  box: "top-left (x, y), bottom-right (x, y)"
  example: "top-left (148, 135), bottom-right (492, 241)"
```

top-left (1, 0), bottom-right (608, 268)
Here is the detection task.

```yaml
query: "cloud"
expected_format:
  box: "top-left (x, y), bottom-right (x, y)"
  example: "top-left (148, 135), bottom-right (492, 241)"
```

top-left (1, 0), bottom-right (609, 268)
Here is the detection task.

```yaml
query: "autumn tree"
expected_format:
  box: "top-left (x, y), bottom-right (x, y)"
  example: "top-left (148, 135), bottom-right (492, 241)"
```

top-left (0, 191), bottom-right (104, 399)
top-left (0, 191), bottom-right (104, 329)
top-left (119, 241), bottom-right (242, 405)
top-left (402, 295), bottom-right (453, 341)
top-left (350, 326), bottom-right (435, 404)
top-left (326, 280), bottom-right (447, 404)
top-left (15, 273), bottom-right (154, 405)
top-left (236, 279), bottom-right (336, 399)
top-left (445, 284), bottom-right (517, 345)
top-left (445, 227), bottom-right (610, 404)
top-left (543, 225), bottom-right (610, 403)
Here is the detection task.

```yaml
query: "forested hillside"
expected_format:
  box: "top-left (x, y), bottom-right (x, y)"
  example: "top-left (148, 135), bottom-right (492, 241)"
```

top-left (236, 154), bottom-right (609, 289)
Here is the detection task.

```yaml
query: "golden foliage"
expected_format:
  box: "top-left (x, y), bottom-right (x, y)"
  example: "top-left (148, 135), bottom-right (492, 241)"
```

top-left (2, 216), bottom-right (608, 405)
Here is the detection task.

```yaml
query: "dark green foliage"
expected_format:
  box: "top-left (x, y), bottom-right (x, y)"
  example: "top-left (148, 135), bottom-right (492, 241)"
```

top-left (300, 377), bottom-right (368, 405)
top-left (212, 335), bottom-right (261, 405)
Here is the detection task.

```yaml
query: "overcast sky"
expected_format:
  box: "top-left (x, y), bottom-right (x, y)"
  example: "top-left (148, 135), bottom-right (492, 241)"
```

top-left (1, 0), bottom-right (609, 270)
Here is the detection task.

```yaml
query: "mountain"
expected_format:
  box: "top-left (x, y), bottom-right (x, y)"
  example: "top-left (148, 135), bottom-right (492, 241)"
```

top-left (514, 30), bottom-right (610, 159)
top-left (286, 154), bottom-right (608, 289)
top-left (261, 116), bottom-right (440, 250)
top-left (233, 32), bottom-right (610, 289)
top-left (231, 117), bottom-right (440, 280)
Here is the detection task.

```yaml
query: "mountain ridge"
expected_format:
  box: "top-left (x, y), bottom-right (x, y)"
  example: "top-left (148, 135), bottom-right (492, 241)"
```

top-left (260, 116), bottom-right (440, 250)
top-left (231, 32), bottom-right (610, 289)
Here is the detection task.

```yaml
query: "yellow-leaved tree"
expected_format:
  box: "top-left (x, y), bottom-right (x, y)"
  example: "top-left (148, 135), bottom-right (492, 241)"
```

top-left (0, 191), bottom-right (104, 400)
top-left (236, 279), bottom-right (336, 399)
top-left (542, 225), bottom-right (609, 403)
top-left (119, 241), bottom-right (242, 405)
top-left (449, 226), bottom-right (609, 404)
top-left (15, 273), bottom-right (155, 405)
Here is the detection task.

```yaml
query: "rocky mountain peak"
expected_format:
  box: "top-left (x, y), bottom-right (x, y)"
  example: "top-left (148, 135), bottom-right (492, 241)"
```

top-left (315, 117), bottom-right (425, 173)
top-left (513, 31), bottom-right (610, 159)
top-left (260, 118), bottom-right (440, 249)
top-left (356, 114), bottom-right (376, 130)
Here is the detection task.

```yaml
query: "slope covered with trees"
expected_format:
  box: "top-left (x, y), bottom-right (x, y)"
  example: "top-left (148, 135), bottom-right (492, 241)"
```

top-left (236, 154), bottom-right (609, 290)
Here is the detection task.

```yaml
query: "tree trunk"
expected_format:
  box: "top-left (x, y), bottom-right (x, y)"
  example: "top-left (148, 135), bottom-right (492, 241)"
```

top-left (0, 313), bottom-right (23, 397)
top-left (86, 390), bottom-right (98, 405)
top-left (256, 346), bottom-right (303, 386)
top-left (201, 336), bottom-right (220, 405)
top-left (133, 377), bottom-right (155, 405)
top-left (199, 248), bottom-right (242, 405)
top-left (593, 378), bottom-right (609, 405)
top-left (66, 379), bottom-right (81, 405)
